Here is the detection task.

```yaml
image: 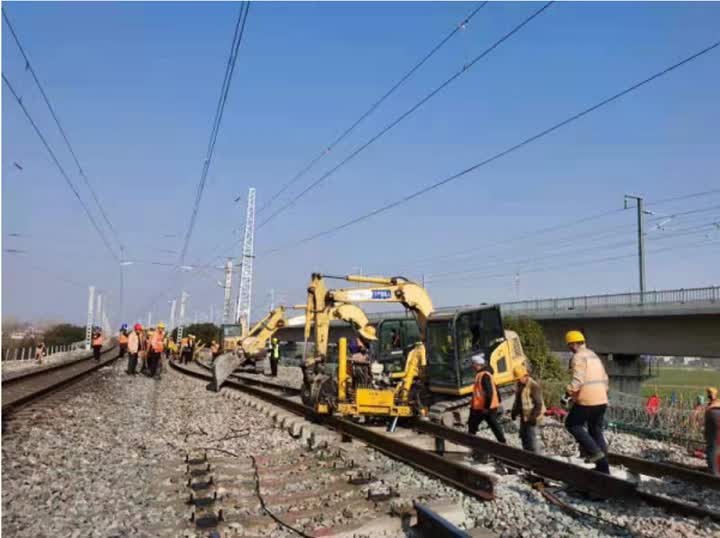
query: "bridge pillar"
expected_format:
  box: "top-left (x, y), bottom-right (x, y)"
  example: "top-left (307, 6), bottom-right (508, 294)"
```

top-left (600, 353), bottom-right (652, 394)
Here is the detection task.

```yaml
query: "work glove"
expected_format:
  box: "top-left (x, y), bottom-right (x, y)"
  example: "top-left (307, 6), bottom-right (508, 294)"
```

top-left (560, 394), bottom-right (572, 409)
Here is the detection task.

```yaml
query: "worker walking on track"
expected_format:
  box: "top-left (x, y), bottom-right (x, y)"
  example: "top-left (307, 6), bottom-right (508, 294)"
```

top-left (118, 324), bottom-right (129, 358)
top-left (92, 327), bottom-right (103, 361)
top-left (270, 337), bottom-right (280, 377)
top-left (147, 323), bottom-right (166, 378)
top-left (127, 323), bottom-right (145, 375)
top-left (468, 354), bottom-right (507, 444)
top-left (706, 387), bottom-right (720, 476)
top-left (563, 330), bottom-right (610, 474)
top-left (510, 364), bottom-right (546, 453)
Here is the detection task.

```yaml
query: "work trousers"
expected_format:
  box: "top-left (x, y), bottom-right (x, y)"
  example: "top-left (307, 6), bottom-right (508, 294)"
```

top-left (147, 351), bottom-right (161, 377)
top-left (270, 357), bottom-right (278, 377)
top-left (182, 350), bottom-right (193, 364)
top-left (519, 421), bottom-right (541, 453)
top-left (565, 403), bottom-right (610, 474)
top-left (92, 345), bottom-right (102, 361)
top-left (468, 408), bottom-right (507, 444)
top-left (127, 353), bottom-right (138, 374)
top-left (119, 344), bottom-right (127, 358)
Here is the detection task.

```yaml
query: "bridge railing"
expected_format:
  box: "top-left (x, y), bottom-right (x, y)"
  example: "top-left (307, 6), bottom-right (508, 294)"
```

top-left (500, 285), bottom-right (719, 315)
top-left (2, 340), bottom-right (86, 362)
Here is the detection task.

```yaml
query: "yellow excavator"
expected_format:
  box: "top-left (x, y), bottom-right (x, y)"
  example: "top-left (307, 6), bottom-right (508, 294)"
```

top-left (210, 304), bottom-right (306, 391)
top-left (300, 273), bottom-right (529, 423)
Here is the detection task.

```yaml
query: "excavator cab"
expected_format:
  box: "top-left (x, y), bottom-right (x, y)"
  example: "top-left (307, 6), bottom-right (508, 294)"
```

top-left (372, 318), bottom-right (422, 374)
top-left (218, 323), bottom-right (243, 353)
top-left (425, 306), bottom-right (507, 395)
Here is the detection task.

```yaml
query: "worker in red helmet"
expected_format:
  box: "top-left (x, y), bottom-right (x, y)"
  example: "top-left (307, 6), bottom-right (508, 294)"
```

top-left (127, 323), bottom-right (145, 375)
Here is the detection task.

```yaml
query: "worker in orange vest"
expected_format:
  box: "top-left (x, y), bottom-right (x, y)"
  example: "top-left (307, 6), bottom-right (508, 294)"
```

top-left (118, 324), bottom-right (129, 358)
top-left (706, 387), bottom-right (720, 476)
top-left (468, 353), bottom-right (506, 444)
top-left (91, 327), bottom-right (104, 361)
top-left (147, 322), bottom-right (166, 378)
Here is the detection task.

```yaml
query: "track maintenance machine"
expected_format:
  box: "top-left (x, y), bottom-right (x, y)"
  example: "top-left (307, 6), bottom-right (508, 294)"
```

top-left (300, 273), bottom-right (528, 424)
top-left (210, 305), bottom-right (306, 390)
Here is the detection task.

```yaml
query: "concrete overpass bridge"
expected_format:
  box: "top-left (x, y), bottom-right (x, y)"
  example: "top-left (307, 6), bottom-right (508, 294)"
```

top-left (275, 285), bottom-right (719, 393)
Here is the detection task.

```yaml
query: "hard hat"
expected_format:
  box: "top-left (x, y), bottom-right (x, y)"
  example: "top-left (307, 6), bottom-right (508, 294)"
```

top-left (120, 323), bottom-right (128, 330)
top-left (513, 365), bottom-right (528, 379)
top-left (471, 353), bottom-right (486, 366)
top-left (565, 330), bottom-right (585, 345)
top-left (134, 323), bottom-right (143, 331)
top-left (157, 322), bottom-right (166, 329)
top-left (707, 387), bottom-right (718, 400)
top-left (272, 338), bottom-right (278, 343)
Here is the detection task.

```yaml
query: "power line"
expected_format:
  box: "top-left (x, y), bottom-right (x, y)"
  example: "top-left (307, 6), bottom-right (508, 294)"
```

top-left (3, 74), bottom-right (119, 261)
top-left (648, 188), bottom-right (720, 206)
top-left (178, 2), bottom-right (251, 264)
top-left (429, 235), bottom-right (720, 288)
top-left (2, 9), bottom-right (124, 252)
top-left (261, 38), bottom-right (720, 256)
top-left (257, 1), bottom-right (490, 215)
top-left (257, 1), bottom-right (555, 229)
top-left (425, 219), bottom-right (719, 283)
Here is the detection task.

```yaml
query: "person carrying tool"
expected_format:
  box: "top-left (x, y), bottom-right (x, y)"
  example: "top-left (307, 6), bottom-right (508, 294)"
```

top-left (118, 324), bottom-right (129, 358)
top-left (562, 330), bottom-right (610, 474)
top-left (510, 364), bottom-right (546, 453)
top-left (181, 335), bottom-right (195, 364)
top-left (468, 354), bottom-right (507, 444)
top-left (127, 323), bottom-right (145, 375)
top-left (147, 322), bottom-right (166, 378)
top-left (92, 326), bottom-right (104, 361)
top-left (706, 387), bottom-right (720, 476)
top-left (269, 337), bottom-right (280, 377)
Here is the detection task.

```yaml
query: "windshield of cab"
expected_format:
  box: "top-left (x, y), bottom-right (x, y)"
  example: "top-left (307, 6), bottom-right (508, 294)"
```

top-left (222, 325), bottom-right (242, 338)
top-left (455, 308), bottom-right (505, 386)
top-left (426, 320), bottom-right (458, 387)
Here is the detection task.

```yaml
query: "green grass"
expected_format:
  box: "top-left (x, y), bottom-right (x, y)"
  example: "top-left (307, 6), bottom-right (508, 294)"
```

top-left (641, 367), bottom-right (720, 405)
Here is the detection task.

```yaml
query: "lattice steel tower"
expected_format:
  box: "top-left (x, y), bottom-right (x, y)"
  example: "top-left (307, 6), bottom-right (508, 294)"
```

top-left (235, 187), bottom-right (255, 334)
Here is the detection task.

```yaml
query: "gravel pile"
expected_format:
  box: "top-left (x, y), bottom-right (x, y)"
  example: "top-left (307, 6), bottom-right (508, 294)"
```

top-left (2, 361), bottom-right (304, 537)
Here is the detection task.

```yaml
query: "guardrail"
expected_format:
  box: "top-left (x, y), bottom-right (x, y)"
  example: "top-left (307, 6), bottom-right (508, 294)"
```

top-left (500, 285), bottom-right (719, 315)
top-left (2, 341), bottom-right (85, 362)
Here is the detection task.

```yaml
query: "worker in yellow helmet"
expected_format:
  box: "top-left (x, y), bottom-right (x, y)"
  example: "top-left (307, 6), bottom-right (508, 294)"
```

top-left (562, 330), bottom-right (610, 474)
top-left (147, 322), bottom-right (166, 379)
top-left (510, 364), bottom-right (546, 453)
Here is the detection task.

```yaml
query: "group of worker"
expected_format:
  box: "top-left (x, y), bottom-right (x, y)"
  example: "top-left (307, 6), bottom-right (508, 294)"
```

top-left (470, 330), bottom-right (611, 474)
top-left (115, 322), bottom-right (167, 378)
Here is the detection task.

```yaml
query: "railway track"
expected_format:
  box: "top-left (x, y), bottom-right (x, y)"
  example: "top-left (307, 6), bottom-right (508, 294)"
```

top-left (175, 358), bottom-right (720, 530)
top-left (2, 344), bottom-right (119, 413)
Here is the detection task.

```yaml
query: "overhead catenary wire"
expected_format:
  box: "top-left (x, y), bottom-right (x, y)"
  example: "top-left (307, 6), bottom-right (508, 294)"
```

top-left (3, 74), bottom-right (119, 262)
top-left (257, 1), bottom-right (490, 214)
top-left (257, 2), bottom-right (555, 229)
top-left (2, 9), bottom-right (124, 253)
top-left (178, 1), bottom-right (251, 265)
top-left (260, 38), bottom-right (720, 256)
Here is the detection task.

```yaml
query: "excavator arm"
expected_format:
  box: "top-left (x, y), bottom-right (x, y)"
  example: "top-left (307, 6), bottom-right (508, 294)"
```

top-left (240, 304), bottom-right (305, 357)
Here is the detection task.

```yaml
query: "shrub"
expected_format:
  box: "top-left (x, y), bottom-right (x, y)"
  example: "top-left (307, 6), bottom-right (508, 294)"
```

top-left (504, 315), bottom-right (566, 381)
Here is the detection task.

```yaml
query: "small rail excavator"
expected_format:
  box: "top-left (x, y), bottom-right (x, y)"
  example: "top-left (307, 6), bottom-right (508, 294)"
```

top-left (300, 273), bottom-right (529, 425)
top-left (209, 304), bottom-right (306, 391)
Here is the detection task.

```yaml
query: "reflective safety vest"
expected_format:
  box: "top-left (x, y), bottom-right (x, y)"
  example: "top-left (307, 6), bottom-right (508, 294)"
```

top-left (272, 343), bottom-right (280, 359)
top-left (150, 331), bottom-right (165, 353)
top-left (567, 347), bottom-right (608, 406)
top-left (181, 337), bottom-right (189, 348)
top-left (92, 335), bottom-right (103, 347)
top-left (471, 370), bottom-right (499, 411)
top-left (119, 333), bottom-right (128, 345)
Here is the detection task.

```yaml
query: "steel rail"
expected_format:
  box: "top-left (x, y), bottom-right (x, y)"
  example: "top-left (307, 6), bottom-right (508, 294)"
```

top-left (412, 420), bottom-right (720, 523)
top-left (2, 345), bottom-right (119, 411)
top-left (171, 360), bottom-right (496, 500)
top-left (182, 360), bottom-right (720, 521)
top-left (607, 452), bottom-right (720, 491)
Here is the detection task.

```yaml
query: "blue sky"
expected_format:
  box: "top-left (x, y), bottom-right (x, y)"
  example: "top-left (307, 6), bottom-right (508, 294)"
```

top-left (3, 1), bottom-right (719, 326)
